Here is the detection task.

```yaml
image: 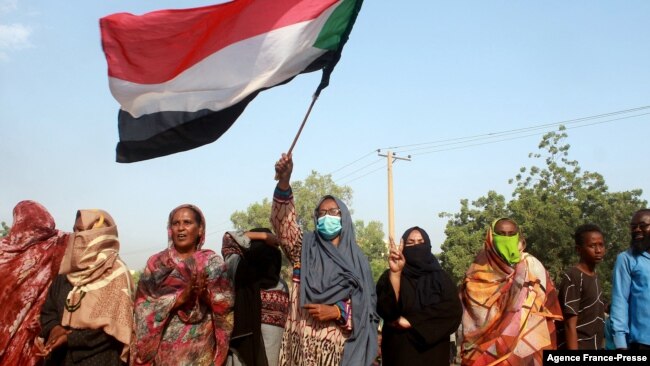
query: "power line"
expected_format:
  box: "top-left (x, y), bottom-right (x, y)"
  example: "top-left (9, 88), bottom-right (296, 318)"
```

top-left (328, 150), bottom-right (377, 175)
top-left (379, 105), bottom-right (650, 153)
top-left (338, 164), bottom-right (386, 185)
top-left (409, 112), bottom-right (650, 156)
top-left (334, 106), bottom-right (649, 185)
top-left (338, 150), bottom-right (414, 185)
top-left (333, 158), bottom-right (383, 181)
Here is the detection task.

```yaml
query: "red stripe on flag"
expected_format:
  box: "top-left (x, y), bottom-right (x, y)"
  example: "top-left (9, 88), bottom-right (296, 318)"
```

top-left (100, 0), bottom-right (338, 85)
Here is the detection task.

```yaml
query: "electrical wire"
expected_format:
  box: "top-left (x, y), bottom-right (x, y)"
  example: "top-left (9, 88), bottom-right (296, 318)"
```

top-left (380, 105), bottom-right (650, 152)
top-left (409, 112), bottom-right (650, 156)
top-left (328, 150), bottom-right (377, 175)
top-left (338, 164), bottom-right (386, 185)
top-left (332, 106), bottom-right (649, 185)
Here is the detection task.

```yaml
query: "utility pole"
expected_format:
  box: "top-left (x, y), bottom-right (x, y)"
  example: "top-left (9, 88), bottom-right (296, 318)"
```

top-left (377, 149), bottom-right (411, 243)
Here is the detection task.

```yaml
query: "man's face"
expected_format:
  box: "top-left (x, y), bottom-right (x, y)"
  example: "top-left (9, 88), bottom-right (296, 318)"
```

top-left (630, 212), bottom-right (650, 243)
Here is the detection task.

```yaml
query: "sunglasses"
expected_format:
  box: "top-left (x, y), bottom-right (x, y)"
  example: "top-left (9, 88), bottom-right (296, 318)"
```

top-left (630, 222), bottom-right (650, 231)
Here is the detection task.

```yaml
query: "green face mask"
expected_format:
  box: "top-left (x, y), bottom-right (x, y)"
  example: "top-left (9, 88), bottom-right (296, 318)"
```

top-left (493, 232), bottom-right (521, 265)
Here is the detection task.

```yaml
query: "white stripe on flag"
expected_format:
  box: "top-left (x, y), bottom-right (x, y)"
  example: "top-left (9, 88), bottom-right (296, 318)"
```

top-left (110, 11), bottom-right (333, 118)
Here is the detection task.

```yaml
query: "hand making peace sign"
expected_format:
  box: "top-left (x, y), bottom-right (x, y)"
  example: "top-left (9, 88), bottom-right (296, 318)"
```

top-left (388, 236), bottom-right (405, 274)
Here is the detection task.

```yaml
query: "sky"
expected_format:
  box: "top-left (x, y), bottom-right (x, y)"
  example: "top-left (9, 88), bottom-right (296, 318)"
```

top-left (1, 0), bottom-right (649, 270)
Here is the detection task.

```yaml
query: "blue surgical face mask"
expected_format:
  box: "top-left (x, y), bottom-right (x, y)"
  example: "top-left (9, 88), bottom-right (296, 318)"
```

top-left (317, 215), bottom-right (342, 240)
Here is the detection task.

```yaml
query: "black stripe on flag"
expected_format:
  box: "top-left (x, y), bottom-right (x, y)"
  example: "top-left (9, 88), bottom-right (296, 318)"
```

top-left (116, 93), bottom-right (256, 163)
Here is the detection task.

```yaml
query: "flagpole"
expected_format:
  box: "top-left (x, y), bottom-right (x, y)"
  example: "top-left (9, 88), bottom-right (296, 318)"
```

top-left (287, 93), bottom-right (318, 155)
top-left (275, 93), bottom-right (319, 180)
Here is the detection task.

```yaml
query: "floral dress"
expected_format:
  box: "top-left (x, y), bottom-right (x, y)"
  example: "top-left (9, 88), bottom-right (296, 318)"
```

top-left (133, 248), bottom-right (233, 366)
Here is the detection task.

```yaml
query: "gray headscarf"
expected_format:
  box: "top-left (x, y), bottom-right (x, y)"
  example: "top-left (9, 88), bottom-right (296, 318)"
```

top-left (300, 195), bottom-right (379, 366)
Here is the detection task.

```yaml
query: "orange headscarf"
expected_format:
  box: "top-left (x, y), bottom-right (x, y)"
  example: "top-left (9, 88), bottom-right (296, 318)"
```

top-left (461, 227), bottom-right (562, 366)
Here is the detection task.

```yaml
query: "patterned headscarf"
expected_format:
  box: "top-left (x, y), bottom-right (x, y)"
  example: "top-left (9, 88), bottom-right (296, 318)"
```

top-left (133, 204), bottom-right (233, 366)
top-left (461, 226), bottom-right (562, 365)
top-left (60, 209), bottom-right (134, 363)
top-left (0, 201), bottom-right (69, 366)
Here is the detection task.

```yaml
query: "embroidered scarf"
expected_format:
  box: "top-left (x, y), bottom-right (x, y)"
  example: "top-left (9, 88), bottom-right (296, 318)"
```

top-left (59, 209), bottom-right (134, 362)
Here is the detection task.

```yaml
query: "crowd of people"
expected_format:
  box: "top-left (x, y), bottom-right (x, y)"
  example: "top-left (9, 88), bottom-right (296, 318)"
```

top-left (0, 153), bottom-right (648, 366)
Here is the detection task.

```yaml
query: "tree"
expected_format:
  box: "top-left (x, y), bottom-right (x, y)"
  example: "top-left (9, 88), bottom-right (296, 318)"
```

top-left (131, 269), bottom-right (143, 285)
top-left (1, 222), bottom-right (9, 238)
top-left (438, 191), bottom-right (508, 283)
top-left (230, 170), bottom-right (385, 282)
top-left (230, 198), bottom-right (273, 231)
top-left (291, 171), bottom-right (353, 231)
top-left (440, 127), bottom-right (646, 300)
top-left (355, 220), bottom-right (388, 282)
top-left (230, 171), bottom-right (353, 232)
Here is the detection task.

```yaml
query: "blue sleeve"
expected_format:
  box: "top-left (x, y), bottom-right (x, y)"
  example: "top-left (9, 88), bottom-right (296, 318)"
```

top-left (334, 299), bottom-right (352, 330)
top-left (274, 185), bottom-right (293, 200)
top-left (611, 251), bottom-right (632, 349)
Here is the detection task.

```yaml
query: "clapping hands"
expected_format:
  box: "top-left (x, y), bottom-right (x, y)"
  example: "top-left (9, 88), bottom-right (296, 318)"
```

top-left (175, 272), bottom-right (210, 309)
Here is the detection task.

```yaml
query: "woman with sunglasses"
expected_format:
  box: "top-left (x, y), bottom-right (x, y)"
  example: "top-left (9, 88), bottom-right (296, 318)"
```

top-left (271, 153), bottom-right (379, 366)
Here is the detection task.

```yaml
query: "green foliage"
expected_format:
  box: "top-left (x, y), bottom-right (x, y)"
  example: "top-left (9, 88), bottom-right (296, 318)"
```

top-left (440, 127), bottom-right (646, 301)
top-left (292, 170), bottom-right (353, 231)
top-left (230, 171), bottom-right (385, 282)
top-left (439, 191), bottom-right (508, 283)
top-left (355, 220), bottom-right (388, 282)
top-left (131, 269), bottom-right (143, 285)
top-left (0, 222), bottom-right (9, 238)
top-left (230, 198), bottom-right (272, 231)
top-left (230, 171), bottom-right (353, 232)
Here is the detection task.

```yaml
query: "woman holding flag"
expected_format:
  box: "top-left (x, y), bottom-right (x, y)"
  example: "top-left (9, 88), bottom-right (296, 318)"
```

top-left (271, 153), bottom-right (379, 366)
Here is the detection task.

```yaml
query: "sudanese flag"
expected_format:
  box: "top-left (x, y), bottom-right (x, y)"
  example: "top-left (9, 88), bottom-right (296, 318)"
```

top-left (100, 0), bottom-right (363, 163)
